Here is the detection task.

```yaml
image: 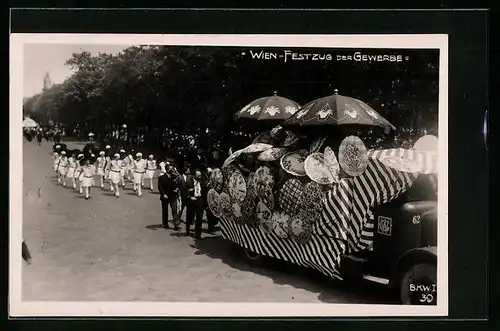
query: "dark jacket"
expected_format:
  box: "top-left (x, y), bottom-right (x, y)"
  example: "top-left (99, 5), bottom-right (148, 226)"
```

top-left (158, 173), bottom-right (180, 201)
top-left (186, 176), bottom-right (206, 200)
top-left (178, 174), bottom-right (191, 199)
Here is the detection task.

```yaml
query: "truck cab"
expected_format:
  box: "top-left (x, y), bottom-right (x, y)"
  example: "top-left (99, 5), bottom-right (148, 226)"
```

top-left (340, 174), bottom-right (438, 305)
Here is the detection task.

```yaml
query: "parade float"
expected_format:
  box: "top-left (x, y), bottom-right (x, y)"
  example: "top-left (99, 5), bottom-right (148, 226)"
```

top-left (208, 90), bottom-right (439, 303)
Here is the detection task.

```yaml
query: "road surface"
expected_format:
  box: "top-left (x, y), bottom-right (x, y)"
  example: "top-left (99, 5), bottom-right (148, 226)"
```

top-left (21, 138), bottom-right (398, 303)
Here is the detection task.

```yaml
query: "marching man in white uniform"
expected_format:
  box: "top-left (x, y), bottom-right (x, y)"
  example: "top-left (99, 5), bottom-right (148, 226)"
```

top-left (119, 149), bottom-right (129, 187)
top-left (53, 145), bottom-right (61, 174)
top-left (57, 150), bottom-right (69, 186)
top-left (103, 145), bottom-right (113, 192)
top-left (74, 153), bottom-right (84, 194)
top-left (80, 158), bottom-right (94, 199)
top-left (90, 153), bottom-right (96, 186)
top-left (95, 151), bottom-right (107, 189)
top-left (53, 151), bottom-right (60, 174)
top-left (145, 154), bottom-right (157, 191)
top-left (131, 152), bottom-right (146, 197)
top-left (66, 151), bottom-right (78, 189)
top-left (109, 153), bottom-right (123, 197)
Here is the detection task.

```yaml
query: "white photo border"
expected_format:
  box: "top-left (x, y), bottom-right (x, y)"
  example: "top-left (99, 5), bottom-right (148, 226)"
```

top-left (9, 33), bottom-right (449, 317)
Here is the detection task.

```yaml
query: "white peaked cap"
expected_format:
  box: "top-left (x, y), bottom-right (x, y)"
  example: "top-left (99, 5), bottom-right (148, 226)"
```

top-left (78, 154), bottom-right (84, 158)
top-left (61, 151), bottom-right (66, 155)
top-left (136, 152), bottom-right (142, 157)
top-left (99, 151), bottom-right (105, 155)
top-left (91, 154), bottom-right (95, 157)
top-left (120, 149), bottom-right (126, 153)
top-left (114, 153), bottom-right (120, 157)
top-left (105, 145), bottom-right (111, 149)
top-left (149, 154), bottom-right (154, 158)
top-left (56, 145), bottom-right (61, 148)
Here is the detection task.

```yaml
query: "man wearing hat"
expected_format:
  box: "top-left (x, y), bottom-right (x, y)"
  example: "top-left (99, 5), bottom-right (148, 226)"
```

top-left (145, 154), bottom-right (157, 191)
top-left (178, 164), bottom-right (192, 221)
top-left (119, 149), bottom-right (129, 188)
top-left (185, 169), bottom-right (205, 239)
top-left (95, 151), bottom-right (107, 189)
top-left (131, 152), bottom-right (146, 196)
top-left (158, 163), bottom-right (181, 230)
top-left (126, 149), bottom-right (135, 181)
top-left (103, 145), bottom-right (113, 192)
top-left (109, 153), bottom-right (123, 197)
top-left (90, 153), bottom-right (97, 186)
top-left (56, 150), bottom-right (69, 186)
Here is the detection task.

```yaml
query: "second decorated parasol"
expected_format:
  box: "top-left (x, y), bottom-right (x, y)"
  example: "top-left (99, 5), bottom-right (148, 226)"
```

top-left (281, 89), bottom-right (395, 133)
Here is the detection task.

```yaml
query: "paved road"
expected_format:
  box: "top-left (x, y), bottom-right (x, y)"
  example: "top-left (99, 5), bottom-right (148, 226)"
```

top-left (22, 139), bottom-right (397, 303)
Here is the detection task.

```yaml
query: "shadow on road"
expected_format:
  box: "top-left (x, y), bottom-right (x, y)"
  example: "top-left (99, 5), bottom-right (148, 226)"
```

top-left (189, 236), bottom-right (399, 304)
top-left (171, 232), bottom-right (190, 237)
top-left (145, 224), bottom-right (164, 230)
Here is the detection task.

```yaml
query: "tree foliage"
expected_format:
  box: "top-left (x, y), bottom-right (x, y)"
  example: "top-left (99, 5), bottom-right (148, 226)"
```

top-left (23, 46), bottom-right (439, 138)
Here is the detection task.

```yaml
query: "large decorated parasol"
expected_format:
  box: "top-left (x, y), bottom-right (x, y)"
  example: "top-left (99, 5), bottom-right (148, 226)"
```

top-left (22, 117), bottom-right (38, 128)
top-left (234, 91), bottom-right (301, 122)
top-left (282, 89), bottom-right (395, 132)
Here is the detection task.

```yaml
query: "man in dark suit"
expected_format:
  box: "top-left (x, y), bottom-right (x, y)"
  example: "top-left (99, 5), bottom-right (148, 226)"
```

top-left (158, 164), bottom-right (181, 230)
top-left (185, 170), bottom-right (205, 239)
top-left (178, 165), bottom-right (192, 221)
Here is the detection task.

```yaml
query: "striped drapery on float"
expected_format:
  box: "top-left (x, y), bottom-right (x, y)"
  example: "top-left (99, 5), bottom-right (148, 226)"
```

top-left (218, 148), bottom-right (438, 280)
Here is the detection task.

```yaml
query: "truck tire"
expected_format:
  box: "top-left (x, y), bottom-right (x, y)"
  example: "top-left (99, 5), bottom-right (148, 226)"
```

top-left (400, 263), bottom-right (437, 305)
top-left (243, 248), bottom-right (264, 266)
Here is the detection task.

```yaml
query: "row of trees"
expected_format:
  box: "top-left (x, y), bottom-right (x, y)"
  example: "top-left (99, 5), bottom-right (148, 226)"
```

top-left (23, 45), bottom-right (439, 140)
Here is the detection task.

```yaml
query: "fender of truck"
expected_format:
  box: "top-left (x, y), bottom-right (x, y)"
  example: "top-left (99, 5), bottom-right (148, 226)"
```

top-left (389, 246), bottom-right (437, 289)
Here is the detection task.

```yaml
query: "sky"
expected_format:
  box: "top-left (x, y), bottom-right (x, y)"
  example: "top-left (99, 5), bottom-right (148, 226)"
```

top-left (23, 44), bottom-right (130, 98)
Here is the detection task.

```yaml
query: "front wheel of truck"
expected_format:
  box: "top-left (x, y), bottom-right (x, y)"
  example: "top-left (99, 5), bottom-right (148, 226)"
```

top-left (400, 263), bottom-right (437, 305)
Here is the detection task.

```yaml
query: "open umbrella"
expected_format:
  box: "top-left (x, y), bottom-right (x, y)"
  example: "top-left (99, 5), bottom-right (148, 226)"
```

top-left (22, 117), bottom-right (38, 128)
top-left (282, 89), bottom-right (395, 132)
top-left (234, 91), bottom-right (300, 122)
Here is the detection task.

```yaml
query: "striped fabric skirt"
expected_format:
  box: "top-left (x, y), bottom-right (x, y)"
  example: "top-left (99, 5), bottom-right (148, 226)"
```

top-left (219, 218), bottom-right (344, 280)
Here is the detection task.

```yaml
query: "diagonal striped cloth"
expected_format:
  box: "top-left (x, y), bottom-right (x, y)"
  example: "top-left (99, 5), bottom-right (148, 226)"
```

top-left (316, 148), bottom-right (437, 252)
top-left (219, 218), bottom-right (344, 279)
top-left (218, 148), bottom-right (438, 279)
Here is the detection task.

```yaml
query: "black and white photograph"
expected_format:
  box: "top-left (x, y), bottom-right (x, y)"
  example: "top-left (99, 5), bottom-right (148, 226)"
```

top-left (10, 34), bottom-right (448, 317)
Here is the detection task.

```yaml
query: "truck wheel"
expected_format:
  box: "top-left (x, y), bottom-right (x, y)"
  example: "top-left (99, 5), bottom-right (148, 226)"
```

top-left (243, 248), bottom-right (264, 266)
top-left (400, 263), bottom-right (437, 305)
